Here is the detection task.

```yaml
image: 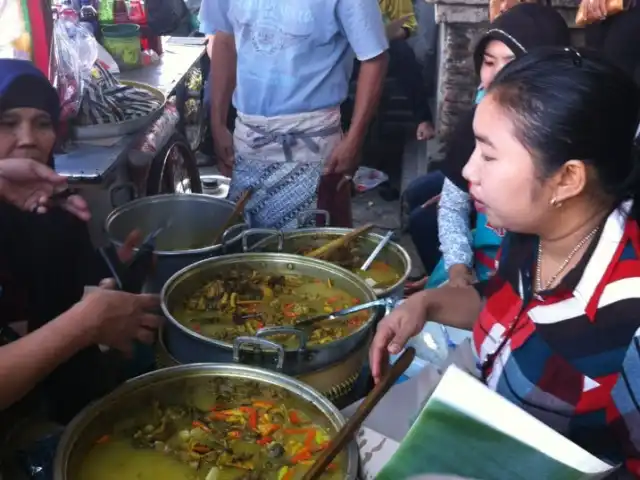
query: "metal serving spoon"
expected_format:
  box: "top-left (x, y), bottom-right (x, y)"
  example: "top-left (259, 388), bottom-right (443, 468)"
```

top-left (293, 297), bottom-right (397, 328)
top-left (360, 230), bottom-right (395, 271)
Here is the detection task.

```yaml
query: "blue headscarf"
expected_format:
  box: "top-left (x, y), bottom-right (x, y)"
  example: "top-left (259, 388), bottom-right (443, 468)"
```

top-left (0, 59), bottom-right (60, 127)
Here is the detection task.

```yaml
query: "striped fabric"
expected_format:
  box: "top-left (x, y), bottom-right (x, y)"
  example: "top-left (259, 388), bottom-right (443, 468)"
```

top-left (472, 202), bottom-right (640, 476)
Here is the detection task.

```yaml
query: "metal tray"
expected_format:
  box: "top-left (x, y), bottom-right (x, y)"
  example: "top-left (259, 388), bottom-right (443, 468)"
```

top-left (71, 80), bottom-right (166, 140)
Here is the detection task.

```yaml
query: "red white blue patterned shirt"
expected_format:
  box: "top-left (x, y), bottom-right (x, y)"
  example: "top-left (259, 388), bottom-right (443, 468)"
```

top-left (473, 202), bottom-right (640, 477)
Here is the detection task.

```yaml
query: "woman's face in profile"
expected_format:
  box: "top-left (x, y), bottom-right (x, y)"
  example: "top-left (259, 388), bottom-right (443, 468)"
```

top-left (0, 107), bottom-right (56, 164)
top-left (463, 94), bottom-right (555, 233)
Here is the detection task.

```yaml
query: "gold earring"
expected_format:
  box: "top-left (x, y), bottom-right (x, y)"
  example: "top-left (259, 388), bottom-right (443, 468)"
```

top-left (550, 197), bottom-right (563, 208)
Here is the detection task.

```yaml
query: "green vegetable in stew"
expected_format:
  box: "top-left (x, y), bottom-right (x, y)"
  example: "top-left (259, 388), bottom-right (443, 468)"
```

top-left (172, 269), bottom-right (370, 346)
top-left (77, 377), bottom-right (344, 480)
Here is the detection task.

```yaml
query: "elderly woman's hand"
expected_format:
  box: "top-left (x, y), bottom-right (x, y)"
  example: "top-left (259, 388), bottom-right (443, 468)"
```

top-left (55, 193), bottom-right (91, 221)
top-left (77, 279), bottom-right (163, 355)
top-left (0, 158), bottom-right (91, 220)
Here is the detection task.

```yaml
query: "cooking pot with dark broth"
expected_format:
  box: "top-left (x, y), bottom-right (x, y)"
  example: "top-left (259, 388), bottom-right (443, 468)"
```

top-left (76, 377), bottom-right (345, 480)
top-left (172, 269), bottom-right (369, 347)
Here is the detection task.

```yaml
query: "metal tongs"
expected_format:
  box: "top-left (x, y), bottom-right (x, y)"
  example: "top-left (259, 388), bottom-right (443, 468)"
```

top-left (294, 297), bottom-right (397, 328)
top-left (98, 223), bottom-right (169, 293)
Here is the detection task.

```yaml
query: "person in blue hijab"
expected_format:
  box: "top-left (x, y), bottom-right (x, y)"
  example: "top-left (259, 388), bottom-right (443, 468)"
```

top-left (0, 59), bottom-right (159, 424)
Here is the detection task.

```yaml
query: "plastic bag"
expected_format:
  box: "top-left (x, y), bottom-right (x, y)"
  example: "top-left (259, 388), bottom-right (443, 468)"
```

top-left (15, 430), bottom-right (63, 479)
top-left (50, 19), bottom-right (98, 121)
top-left (0, 0), bottom-right (31, 60)
top-left (353, 166), bottom-right (389, 193)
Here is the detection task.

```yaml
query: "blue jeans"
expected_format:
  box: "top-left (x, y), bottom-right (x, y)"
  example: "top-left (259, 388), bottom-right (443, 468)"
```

top-left (404, 171), bottom-right (445, 274)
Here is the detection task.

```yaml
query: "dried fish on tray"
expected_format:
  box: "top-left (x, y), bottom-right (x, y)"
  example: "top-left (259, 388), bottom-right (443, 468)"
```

top-left (72, 62), bottom-right (166, 140)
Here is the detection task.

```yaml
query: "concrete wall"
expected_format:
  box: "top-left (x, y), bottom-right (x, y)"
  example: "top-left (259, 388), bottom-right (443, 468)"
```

top-left (431, 0), bottom-right (582, 147)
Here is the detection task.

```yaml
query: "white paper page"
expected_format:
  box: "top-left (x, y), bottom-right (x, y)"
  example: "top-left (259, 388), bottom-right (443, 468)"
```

top-left (356, 426), bottom-right (401, 480)
top-left (341, 366), bottom-right (435, 442)
top-left (431, 366), bottom-right (614, 475)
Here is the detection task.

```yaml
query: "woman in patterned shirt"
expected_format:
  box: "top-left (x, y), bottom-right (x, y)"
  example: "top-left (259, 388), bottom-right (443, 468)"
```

top-left (371, 48), bottom-right (640, 475)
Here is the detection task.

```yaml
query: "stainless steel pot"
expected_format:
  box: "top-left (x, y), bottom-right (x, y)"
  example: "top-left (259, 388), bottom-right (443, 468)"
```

top-left (155, 326), bottom-right (373, 403)
top-left (105, 194), bottom-right (249, 292)
top-left (160, 253), bottom-right (383, 376)
top-left (53, 364), bottom-right (358, 480)
top-left (241, 227), bottom-right (412, 298)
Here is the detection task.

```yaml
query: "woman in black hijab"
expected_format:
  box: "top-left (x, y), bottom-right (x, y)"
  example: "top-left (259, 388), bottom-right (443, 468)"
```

top-left (404, 4), bottom-right (571, 292)
top-left (0, 59), bottom-right (157, 423)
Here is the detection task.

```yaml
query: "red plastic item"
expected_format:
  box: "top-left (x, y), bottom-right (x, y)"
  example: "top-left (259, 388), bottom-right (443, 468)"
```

top-left (59, 6), bottom-right (79, 22)
top-left (29, 0), bottom-right (55, 75)
top-left (128, 0), bottom-right (146, 24)
top-left (139, 24), bottom-right (162, 55)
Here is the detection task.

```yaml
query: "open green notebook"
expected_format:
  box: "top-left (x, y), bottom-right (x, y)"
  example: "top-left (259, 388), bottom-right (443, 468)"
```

top-left (377, 366), bottom-right (617, 480)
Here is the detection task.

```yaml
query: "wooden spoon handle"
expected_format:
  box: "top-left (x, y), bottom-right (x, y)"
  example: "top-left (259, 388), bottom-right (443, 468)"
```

top-left (304, 223), bottom-right (375, 259)
top-left (301, 347), bottom-right (416, 480)
top-left (212, 189), bottom-right (252, 245)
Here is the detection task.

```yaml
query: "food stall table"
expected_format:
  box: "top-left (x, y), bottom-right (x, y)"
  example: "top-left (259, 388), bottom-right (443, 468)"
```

top-left (54, 39), bottom-right (206, 245)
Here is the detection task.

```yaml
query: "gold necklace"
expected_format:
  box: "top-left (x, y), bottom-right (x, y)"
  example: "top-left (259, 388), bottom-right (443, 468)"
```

top-left (535, 226), bottom-right (600, 292)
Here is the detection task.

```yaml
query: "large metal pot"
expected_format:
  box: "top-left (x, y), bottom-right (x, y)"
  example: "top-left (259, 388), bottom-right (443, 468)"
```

top-left (156, 325), bottom-right (372, 405)
top-left (161, 253), bottom-right (383, 376)
top-left (105, 194), bottom-right (248, 292)
top-left (241, 227), bottom-right (412, 298)
top-left (53, 364), bottom-right (358, 480)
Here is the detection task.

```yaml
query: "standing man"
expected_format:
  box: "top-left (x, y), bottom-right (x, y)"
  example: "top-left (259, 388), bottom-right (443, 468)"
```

top-left (199, 0), bottom-right (389, 229)
top-left (380, 0), bottom-right (436, 141)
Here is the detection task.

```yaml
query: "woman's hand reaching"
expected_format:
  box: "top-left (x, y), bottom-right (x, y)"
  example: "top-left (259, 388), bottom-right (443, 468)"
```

top-left (0, 278), bottom-right (161, 410)
top-left (0, 158), bottom-right (90, 220)
top-left (369, 292), bottom-right (430, 384)
top-left (447, 264), bottom-right (474, 288)
top-left (370, 285), bottom-right (485, 383)
top-left (75, 279), bottom-right (163, 355)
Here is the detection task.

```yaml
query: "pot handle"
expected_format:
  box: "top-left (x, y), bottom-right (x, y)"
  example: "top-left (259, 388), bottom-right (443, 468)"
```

top-left (256, 326), bottom-right (308, 352)
top-left (297, 209), bottom-right (330, 228)
top-left (109, 182), bottom-right (138, 208)
top-left (221, 222), bottom-right (249, 251)
top-left (241, 228), bottom-right (284, 253)
top-left (383, 296), bottom-right (401, 317)
top-left (233, 336), bottom-right (285, 370)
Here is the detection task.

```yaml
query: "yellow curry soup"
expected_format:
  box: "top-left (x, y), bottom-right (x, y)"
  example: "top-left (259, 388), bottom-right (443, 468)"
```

top-left (172, 269), bottom-right (371, 347)
top-left (293, 238), bottom-right (402, 291)
top-left (78, 377), bottom-right (345, 480)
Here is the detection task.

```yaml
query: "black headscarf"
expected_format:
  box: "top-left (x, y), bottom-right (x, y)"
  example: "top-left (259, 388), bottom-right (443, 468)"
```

top-left (0, 59), bottom-right (60, 128)
top-left (0, 61), bottom-right (114, 424)
top-left (440, 3), bottom-right (571, 191)
top-left (473, 4), bottom-right (571, 76)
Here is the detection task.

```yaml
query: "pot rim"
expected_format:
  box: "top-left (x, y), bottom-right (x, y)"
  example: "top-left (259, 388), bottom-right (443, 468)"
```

top-left (104, 193), bottom-right (247, 257)
top-left (53, 363), bottom-right (359, 480)
top-left (160, 252), bottom-right (379, 353)
top-left (247, 227), bottom-right (412, 297)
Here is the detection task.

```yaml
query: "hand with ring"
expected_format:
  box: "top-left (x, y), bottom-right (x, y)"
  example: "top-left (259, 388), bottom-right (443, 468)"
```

top-left (587, 0), bottom-right (608, 22)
